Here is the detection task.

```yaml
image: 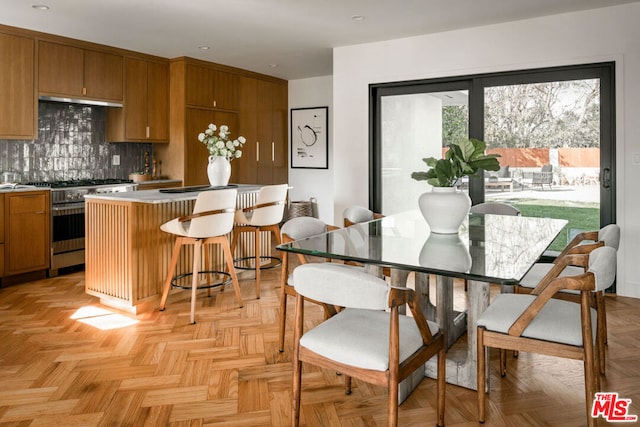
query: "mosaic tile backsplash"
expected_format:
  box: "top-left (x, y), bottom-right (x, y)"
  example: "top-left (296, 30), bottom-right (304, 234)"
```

top-left (0, 101), bottom-right (153, 182)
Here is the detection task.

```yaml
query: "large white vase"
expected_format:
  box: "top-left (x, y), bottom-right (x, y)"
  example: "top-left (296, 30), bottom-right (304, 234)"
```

top-left (418, 187), bottom-right (471, 234)
top-left (207, 155), bottom-right (231, 187)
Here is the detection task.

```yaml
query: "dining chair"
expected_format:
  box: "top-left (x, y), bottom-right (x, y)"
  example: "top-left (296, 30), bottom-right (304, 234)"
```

top-left (291, 262), bottom-right (446, 427)
top-left (469, 201), bottom-right (520, 216)
top-left (514, 224), bottom-right (620, 374)
top-left (342, 206), bottom-right (391, 277)
top-left (465, 202), bottom-right (520, 292)
top-left (278, 216), bottom-right (341, 352)
top-left (342, 205), bottom-right (384, 227)
top-left (231, 183), bottom-right (288, 299)
top-left (159, 188), bottom-right (243, 324)
top-left (477, 246), bottom-right (617, 427)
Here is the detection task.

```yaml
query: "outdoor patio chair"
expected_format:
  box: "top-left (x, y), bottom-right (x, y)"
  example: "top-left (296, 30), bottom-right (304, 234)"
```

top-left (520, 164), bottom-right (553, 190)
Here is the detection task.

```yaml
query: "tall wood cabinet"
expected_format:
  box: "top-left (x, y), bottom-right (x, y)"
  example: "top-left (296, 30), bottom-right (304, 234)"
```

top-left (155, 57), bottom-right (287, 187)
top-left (106, 57), bottom-right (169, 142)
top-left (236, 76), bottom-right (288, 185)
top-left (38, 40), bottom-right (123, 103)
top-left (0, 190), bottom-right (50, 279)
top-left (0, 32), bottom-right (36, 139)
top-left (185, 108), bottom-right (238, 185)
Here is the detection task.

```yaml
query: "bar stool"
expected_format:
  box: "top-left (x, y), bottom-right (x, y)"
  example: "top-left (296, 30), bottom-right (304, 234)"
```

top-left (159, 188), bottom-right (243, 324)
top-left (231, 184), bottom-right (288, 299)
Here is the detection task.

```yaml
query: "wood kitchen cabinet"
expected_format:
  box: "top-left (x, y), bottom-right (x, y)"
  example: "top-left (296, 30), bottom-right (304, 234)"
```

top-left (185, 64), bottom-right (239, 110)
top-left (0, 32), bottom-right (36, 139)
top-left (236, 76), bottom-right (288, 185)
top-left (154, 57), bottom-right (287, 186)
top-left (106, 57), bottom-right (169, 142)
top-left (38, 40), bottom-right (123, 103)
top-left (0, 190), bottom-right (50, 279)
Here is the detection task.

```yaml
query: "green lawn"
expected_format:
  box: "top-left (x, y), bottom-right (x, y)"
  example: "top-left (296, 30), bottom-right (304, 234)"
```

top-left (511, 202), bottom-right (600, 252)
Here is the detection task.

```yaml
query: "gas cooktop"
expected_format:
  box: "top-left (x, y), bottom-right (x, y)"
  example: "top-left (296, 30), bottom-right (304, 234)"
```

top-left (26, 178), bottom-right (134, 189)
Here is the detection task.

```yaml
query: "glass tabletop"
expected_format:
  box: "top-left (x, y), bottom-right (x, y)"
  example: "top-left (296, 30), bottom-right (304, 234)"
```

top-left (276, 210), bottom-right (568, 285)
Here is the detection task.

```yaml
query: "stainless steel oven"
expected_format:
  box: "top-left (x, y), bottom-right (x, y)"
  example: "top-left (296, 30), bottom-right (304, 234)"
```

top-left (29, 179), bottom-right (137, 276)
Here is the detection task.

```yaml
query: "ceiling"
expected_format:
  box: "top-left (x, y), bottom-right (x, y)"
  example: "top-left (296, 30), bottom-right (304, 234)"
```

top-left (1, 0), bottom-right (638, 80)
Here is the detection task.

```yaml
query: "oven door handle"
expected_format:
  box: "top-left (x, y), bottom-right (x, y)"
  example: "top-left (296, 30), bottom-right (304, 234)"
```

top-left (52, 203), bottom-right (85, 215)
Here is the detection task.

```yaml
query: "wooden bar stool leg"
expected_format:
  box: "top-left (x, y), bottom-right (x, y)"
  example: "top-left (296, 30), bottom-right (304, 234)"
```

top-left (190, 239), bottom-right (202, 324)
top-left (204, 243), bottom-right (212, 297)
top-left (159, 238), bottom-right (183, 310)
top-left (255, 227), bottom-right (261, 299)
top-left (221, 237), bottom-right (243, 308)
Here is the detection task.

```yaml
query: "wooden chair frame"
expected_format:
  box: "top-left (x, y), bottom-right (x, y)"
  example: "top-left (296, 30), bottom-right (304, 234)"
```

top-left (515, 234), bottom-right (608, 373)
top-left (478, 253), bottom-right (601, 427)
top-left (292, 285), bottom-right (446, 427)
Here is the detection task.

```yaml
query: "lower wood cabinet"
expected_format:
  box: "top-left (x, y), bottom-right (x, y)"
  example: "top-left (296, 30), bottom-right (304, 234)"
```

top-left (0, 191), bottom-right (50, 278)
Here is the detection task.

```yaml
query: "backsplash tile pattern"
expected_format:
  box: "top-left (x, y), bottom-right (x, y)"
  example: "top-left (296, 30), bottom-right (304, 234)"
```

top-left (0, 101), bottom-right (152, 182)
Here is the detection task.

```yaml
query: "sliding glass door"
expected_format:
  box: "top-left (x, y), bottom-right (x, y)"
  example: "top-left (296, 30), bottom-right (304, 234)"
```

top-left (370, 62), bottom-right (615, 253)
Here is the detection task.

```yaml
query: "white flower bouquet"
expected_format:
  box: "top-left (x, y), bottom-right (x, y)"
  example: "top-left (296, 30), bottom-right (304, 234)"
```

top-left (198, 123), bottom-right (246, 161)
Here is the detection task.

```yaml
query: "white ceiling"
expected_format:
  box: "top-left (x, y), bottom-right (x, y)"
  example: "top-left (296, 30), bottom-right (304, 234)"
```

top-left (1, 0), bottom-right (638, 80)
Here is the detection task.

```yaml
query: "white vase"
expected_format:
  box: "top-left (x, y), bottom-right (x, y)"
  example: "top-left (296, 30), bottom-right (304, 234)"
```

top-left (418, 187), bottom-right (471, 234)
top-left (207, 155), bottom-right (231, 187)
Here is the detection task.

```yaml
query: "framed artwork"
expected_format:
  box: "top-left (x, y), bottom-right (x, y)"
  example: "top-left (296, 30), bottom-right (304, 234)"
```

top-left (290, 106), bottom-right (328, 169)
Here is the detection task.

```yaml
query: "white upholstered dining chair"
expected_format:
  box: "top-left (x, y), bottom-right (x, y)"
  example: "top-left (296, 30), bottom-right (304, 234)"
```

top-left (278, 216), bottom-right (341, 352)
top-left (291, 262), bottom-right (446, 427)
top-left (477, 246), bottom-right (617, 427)
top-left (515, 223), bottom-right (620, 373)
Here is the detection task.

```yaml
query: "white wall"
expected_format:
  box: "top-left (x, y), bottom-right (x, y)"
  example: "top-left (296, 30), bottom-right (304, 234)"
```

top-left (288, 76), bottom-right (334, 224)
top-left (332, 4), bottom-right (640, 298)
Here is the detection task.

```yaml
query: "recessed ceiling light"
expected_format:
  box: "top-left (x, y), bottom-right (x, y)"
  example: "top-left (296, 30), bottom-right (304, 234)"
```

top-left (351, 15), bottom-right (365, 22)
top-left (269, 64), bottom-right (278, 68)
top-left (32, 4), bottom-right (50, 10)
top-left (197, 45), bottom-right (210, 50)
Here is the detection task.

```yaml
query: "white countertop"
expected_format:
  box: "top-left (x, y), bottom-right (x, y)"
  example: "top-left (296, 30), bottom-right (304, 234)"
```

top-left (0, 185), bottom-right (50, 194)
top-left (135, 179), bottom-right (183, 187)
top-left (84, 184), bottom-right (263, 204)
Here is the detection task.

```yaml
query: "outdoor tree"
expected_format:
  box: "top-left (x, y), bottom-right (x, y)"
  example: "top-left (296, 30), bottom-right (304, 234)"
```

top-left (482, 79), bottom-right (600, 148)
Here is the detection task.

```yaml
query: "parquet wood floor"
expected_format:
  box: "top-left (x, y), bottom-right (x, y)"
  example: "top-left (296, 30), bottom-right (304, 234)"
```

top-left (0, 266), bottom-right (639, 426)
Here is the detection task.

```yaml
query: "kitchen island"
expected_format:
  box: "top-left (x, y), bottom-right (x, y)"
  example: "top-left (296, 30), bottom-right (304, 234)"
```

top-left (84, 184), bottom-right (265, 314)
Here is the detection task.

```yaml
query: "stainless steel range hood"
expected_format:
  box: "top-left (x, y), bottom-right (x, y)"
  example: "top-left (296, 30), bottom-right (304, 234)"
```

top-left (39, 95), bottom-right (123, 108)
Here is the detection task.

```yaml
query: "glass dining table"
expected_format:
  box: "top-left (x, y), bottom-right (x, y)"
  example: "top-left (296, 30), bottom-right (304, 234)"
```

top-left (277, 209), bottom-right (568, 391)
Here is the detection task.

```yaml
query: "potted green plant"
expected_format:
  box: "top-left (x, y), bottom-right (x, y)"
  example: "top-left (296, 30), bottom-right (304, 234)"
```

top-left (411, 138), bottom-right (501, 233)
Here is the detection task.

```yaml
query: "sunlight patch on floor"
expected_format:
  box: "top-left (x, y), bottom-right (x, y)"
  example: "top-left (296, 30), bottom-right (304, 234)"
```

top-left (71, 305), bottom-right (139, 330)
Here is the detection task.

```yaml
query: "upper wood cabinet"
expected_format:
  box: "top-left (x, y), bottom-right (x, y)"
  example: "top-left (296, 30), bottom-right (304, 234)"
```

top-left (185, 64), bottom-right (239, 110)
top-left (0, 33), bottom-right (36, 139)
top-left (106, 58), bottom-right (169, 142)
top-left (38, 40), bottom-right (123, 103)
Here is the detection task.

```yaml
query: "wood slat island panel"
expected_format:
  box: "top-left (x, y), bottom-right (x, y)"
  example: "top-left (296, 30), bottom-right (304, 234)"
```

top-left (85, 186), bottom-right (263, 314)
